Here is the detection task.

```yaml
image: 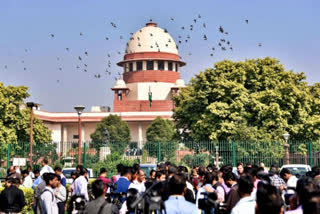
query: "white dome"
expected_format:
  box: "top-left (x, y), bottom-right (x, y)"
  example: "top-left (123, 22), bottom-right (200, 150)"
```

top-left (126, 23), bottom-right (178, 55)
top-left (175, 79), bottom-right (186, 87)
top-left (114, 79), bottom-right (127, 88)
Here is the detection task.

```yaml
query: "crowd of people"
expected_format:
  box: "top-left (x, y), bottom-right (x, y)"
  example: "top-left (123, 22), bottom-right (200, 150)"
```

top-left (0, 159), bottom-right (319, 214)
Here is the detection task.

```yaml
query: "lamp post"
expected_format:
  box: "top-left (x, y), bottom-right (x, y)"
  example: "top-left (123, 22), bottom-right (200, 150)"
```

top-left (283, 133), bottom-right (290, 165)
top-left (26, 102), bottom-right (39, 167)
top-left (215, 146), bottom-right (219, 168)
top-left (74, 105), bottom-right (85, 165)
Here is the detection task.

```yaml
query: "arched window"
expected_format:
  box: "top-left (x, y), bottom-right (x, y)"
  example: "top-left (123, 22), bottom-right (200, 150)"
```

top-left (136, 61), bottom-right (143, 71)
top-left (129, 62), bottom-right (133, 72)
top-left (158, 60), bottom-right (164, 70)
top-left (168, 62), bottom-right (173, 71)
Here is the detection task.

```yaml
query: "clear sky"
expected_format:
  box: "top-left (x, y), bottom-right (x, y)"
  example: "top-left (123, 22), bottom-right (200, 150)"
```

top-left (1, 0), bottom-right (319, 112)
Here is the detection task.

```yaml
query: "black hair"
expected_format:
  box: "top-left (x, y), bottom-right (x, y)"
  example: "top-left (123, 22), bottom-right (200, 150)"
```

top-left (79, 168), bottom-right (87, 176)
top-left (71, 170), bottom-right (79, 178)
top-left (44, 173), bottom-right (58, 185)
top-left (198, 166), bottom-right (206, 177)
top-left (296, 176), bottom-right (319, 207)
top-left (204, 172), bottom-right (218, 185)
top-left (303, 196), bottom-right (320, 214)
top-left (168, 174), bottom-right (186, 195)
top-left (12, 178), bottom-right (21, 185)
top-left (21, 170), bottom-right (29, 175)
top-left (76, 165), bottom-right (84, 172)
top-left (223, 171), bottom-right (236, 182)
top-left (280, 168), bottom-right (291, 178)
top-left (237, 163), bottom-right (243, 167)
top-left (92, 180), bottom-right (105, 198)
top-left (156, 170), bottom-right (166, 179)
top-left (256, 181), bottom-right (283, 214)
top-left (116, 164), bottom-right (124, 174)
top-left (121, 166), bottom-right (133, 176)
top-left (150, 169), bottom-right (156, 176)
top-left (54, 166), bottom-right (62, 172)
top-left (57, 175), bottom-right (61, 181)
top-left (168, 165), bottom-right (178, 175)
top-left (238, 174), bottom-right (254, 195)
top-left (34, 169), bottom-right (40, 174)
top-left (42, 159), bottom-right (49, 164)
top-left (100, 168), bottom-right (107, 175)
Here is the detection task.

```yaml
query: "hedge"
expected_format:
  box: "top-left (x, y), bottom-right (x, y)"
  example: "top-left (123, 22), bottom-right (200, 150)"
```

top-left (0, 185), bottom-right (34, 214)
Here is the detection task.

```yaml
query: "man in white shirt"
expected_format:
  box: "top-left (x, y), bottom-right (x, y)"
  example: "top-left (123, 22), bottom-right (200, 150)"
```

top-left (40, 159), bottom-right (54, 176)
top-left (231, 174), bottom-right (256, 214)
top-left (280, 168), bottom-right (298, 194)
top-left (22, 170), bottom-right (33, 188)
top-left (40, 173), bottom-right (59, 214)
top-left (73, 168), bottom-right (89, 201)
top-left (128, 169), bottom-right (146, 193)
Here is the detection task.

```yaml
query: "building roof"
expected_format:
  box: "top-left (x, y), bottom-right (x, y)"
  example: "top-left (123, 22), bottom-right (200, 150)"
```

top-left (34, 110), bottom-right (173, 123)
top-left (126, 22), bottom-right (178, 55)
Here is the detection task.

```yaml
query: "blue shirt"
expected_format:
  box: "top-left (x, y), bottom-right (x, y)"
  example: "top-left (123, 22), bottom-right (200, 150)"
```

top-left (32, 177), bottom-right (42, 189)
top-left (115, 177), bottom-right (131, 194)
top-left (165, 196), bottom-right (199, 214)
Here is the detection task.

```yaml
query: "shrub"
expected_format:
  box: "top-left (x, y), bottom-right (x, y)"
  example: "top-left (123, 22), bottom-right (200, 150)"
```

top-left (0, 186), bottom-right (34, 214)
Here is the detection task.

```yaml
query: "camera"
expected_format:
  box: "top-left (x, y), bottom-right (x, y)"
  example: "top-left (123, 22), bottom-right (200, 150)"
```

top-left (105, 182), bottom-right (126, 210)
top-left (126, 181), bottom-right (166, 214)
top-left (198, 192), bottom-right (227, 214)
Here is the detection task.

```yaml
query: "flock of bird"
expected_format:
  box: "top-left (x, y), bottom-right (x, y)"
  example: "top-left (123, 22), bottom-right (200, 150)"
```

top-left (2, 15), bottom-right (262, 83)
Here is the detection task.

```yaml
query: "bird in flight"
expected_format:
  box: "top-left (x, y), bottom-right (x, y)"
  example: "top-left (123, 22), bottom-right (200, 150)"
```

top-left (50, 34), bottom-right (54, 38)
top-left (219, 26), bottom-right (224, 33)
top-left (245, 19), bottom-right (249, 24)
top-left (258, 43), bottom-right (262, 47)
top-left (80, 32), bottom-right (83, 36)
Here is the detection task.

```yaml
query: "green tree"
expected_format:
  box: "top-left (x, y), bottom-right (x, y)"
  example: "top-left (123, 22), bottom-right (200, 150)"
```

top-left (173, 57), bottom-right (320, 142)
top-left (90, 114), bottom-right (131, 154)
top-left (144, 117), bottom-right (177, 161)
top-left (0, 83), bottom-right (52, 144)
top-left (93, 152), bottom-right (137, 176)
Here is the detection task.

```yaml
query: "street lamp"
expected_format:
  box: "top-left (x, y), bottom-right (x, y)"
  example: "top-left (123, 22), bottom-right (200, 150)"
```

top-left (283, 133), bottom-right (290, 165)
top-left (74, 105), bottom-right (85, 165)
top-left (26, 102), bottom-right (39, 167)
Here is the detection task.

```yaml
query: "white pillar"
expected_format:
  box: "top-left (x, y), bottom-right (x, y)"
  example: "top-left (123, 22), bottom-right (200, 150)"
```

top-left (142, 61), bottom-right (147, 70)
top-left (62, 126), bottom-right (68, 156)
top-left (154, 61), bottom-right (158, 70)
top-left (164, 61), bottom-right (168, 70)
top-left (133, 61), bottom-right (137, 71)
top-left (172, 62), bottom-right (176, 71)
top-left (138, 123), bottom-right (143, 148)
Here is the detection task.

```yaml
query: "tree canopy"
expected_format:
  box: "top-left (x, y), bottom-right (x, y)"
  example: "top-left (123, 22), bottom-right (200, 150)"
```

top-left (173, 57), bottom-right (320, 142)
top-left (0, 82), bottom-right (52, 144)
top-left (144, 116), bottom-right (177, 161)
top-left (90, 114), bottom-right (131, 154)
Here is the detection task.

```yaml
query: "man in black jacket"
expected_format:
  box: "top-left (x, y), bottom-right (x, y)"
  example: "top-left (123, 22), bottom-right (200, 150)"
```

top-left (0, 177), bottom-right (26, 213)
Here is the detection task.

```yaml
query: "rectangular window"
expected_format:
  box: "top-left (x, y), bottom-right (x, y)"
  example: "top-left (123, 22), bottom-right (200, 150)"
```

top-left (147, 61), bottom-right (154, 70)
top-left (158, 60), bottom-right (164, 70)
top-left (168, 62), bottom-right (173, 71)
top-left (118, 90), bottom-right (122, 101)
top-left (136, 61), bottom-right (143, 71)
top-left (73, 135), bottom-right (79, 139)
top-left (129, 62), bottom-right (133, 72)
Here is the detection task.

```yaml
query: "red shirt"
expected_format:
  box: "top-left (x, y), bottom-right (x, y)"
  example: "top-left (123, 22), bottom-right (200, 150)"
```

top-left (97, 176), bottom-right (111, 191)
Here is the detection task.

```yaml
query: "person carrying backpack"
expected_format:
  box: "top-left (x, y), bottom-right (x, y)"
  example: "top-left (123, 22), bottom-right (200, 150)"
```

top-left (39, 173), bottom-right (59, 214)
